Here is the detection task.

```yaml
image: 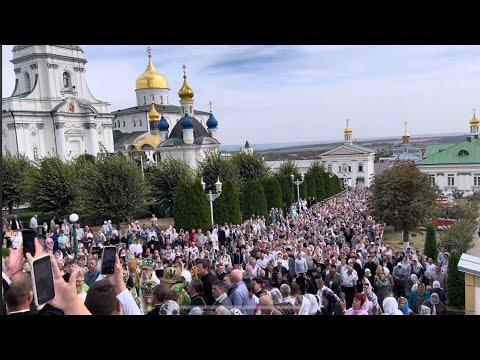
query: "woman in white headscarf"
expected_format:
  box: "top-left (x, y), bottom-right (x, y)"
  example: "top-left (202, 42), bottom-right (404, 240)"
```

top-left (406, 273), bottom-right (419, 298)
top-left (304, 293), bottom-right (321, 315)
top-left (294, 295), bottom-right (312, 315)
top-left (382, 296), bottom-right (403, 315)
top-left (419, 304), bottom-right (431, 315)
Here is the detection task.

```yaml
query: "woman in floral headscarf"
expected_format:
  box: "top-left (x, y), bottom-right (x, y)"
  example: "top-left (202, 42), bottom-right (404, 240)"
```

top-left (409, 282), bottom-right (430, 314)
top-left (362, 278), bottom-right (380, 315)
top-left (422, 292), bottom-right (448, 315)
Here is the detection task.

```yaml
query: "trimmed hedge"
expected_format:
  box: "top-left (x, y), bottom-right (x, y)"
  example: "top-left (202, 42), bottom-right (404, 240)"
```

top-left (7, 204), bottom-right (154, 229)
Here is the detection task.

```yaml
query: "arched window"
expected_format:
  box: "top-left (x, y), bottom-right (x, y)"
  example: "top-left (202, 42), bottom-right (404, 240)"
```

top-left (63, 72), bottom-right (70, 88)
top-left (117, 120), bottom-right (120, 128)
top-left (123, 121), bottom-right (125, 127)
top-left (139, 119), bottom-right (142, 126)
top-left (33, 148), bottom-right (39, 161)
top-left (144, 96), bottom-right (146, 105)
top-left (161, 95), bottom-right (163, 104)
top-left (458, 150), bottom-right (469, 156)
top-left (133, 120), bottom-right (136, 127)
top-left (189, 106), bottom-right (192, 113)
top-left (25, 72), bottom-right (31, 92)
top-left (358, 163), bottom-right (364, 172)
top-left (327, 164), bottom-right (332, 172)
top-left (113, 122), bottom-right (116, 128)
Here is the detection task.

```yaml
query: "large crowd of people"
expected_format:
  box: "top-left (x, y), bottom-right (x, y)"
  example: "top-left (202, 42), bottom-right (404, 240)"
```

top-left (2, 187), bottom-right (451, 315)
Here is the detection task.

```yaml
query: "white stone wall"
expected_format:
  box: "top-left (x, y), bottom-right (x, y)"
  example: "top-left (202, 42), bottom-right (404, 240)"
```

top-left (417, 164), bottom-right (480, 195)
top-left (135, 88), bottom-right (170, 107)
top-left (267, 153), bottom-right (375, 188)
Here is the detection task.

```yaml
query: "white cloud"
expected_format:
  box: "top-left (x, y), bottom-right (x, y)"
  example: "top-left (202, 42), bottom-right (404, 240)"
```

top-left (3, 45), bottom-right (480, 145)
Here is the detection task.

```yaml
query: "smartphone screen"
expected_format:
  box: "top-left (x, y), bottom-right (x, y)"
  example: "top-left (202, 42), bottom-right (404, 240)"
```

top-left (101, 246), bottom-right (117, 274)
top-left (32, 255), bottom-right (55, 306)
top-left (22, 229), bottom-right (37, 258)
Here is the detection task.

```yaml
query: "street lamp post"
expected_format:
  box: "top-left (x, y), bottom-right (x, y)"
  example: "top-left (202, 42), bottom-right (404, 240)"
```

top-left (290, 173), bottom-right (305, 206)
top-left (69, 213), bottom-right (79, 259)
top-left (342, 171), bottom-right (349, 191)
top-left (201, 178), bottom-right (223, 226)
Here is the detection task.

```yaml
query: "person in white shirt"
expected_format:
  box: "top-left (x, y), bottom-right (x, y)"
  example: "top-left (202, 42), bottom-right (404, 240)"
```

top-left (341, 266), bottom-right (358, 308)
top-left (29, 215), bottom-right (38, 231)
top-left (256, 252), bottom-right (269, 269)
top-left (129, 238), bottom-right (143, 256)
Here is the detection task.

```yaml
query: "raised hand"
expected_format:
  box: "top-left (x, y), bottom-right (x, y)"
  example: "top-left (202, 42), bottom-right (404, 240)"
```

top-left (48, 260), bottom-right (91, 315)
top-left (4, 246), bottom-right (25, 279)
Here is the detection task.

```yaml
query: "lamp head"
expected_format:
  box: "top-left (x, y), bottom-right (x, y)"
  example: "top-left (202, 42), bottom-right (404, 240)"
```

top-left (69, 213), bottom-right (79, 223)
top-left (215, 177), bottom-right (222, 194)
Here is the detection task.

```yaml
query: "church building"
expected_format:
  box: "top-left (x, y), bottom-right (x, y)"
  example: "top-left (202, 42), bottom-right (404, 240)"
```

top-left (319, 120), bottom-right (376, 188)
top-left (379, 122), bottom-right (422, 163)
top-left (117, 49), bottom-right (220, 169)
top-left (2, 45), bottom-right (115, 161)
top-left (417, 111), bottom-right (480, 196)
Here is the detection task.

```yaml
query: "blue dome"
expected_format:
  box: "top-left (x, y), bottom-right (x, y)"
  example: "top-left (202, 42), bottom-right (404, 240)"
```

top-left (158, 115), bottom-right (169, 131)
top-left (206, 113), bottom-right (218, 129)
top-left (182, 113), bottom-right (193, 129)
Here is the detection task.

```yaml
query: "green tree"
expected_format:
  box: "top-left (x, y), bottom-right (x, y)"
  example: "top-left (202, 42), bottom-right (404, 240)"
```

top-left (197, 150), bottom-right (241, 191)
top-left (305, 173), bottom-right (316, 198)
top-left (324, 173), bottom-right (334, 198)
top-left (173, 180), bottom-right (191, 231)
top-left (440, 219), bottom-right (476, 254)
top-left (213, 180), bottom-right (242, 225)
top-left (277, 160), bottom-right (300, 178)
top-left (424, 224), bottom-right (438, 261)
top-left (70, 154), bottom-right (97, 211)
top-left (308, 161), bottom-right (327, 200)
top-left (146, 157), bottom-right (193, 214)
top-left (242, 180), bottom-right (268, 220)
top-left (308, 160), bottom-right (325, 174)
top-left (230, 152), bottom-right (270, 182)
top-left (447, 250), bottom-right (464, 308)
top-left (23, 156), bottom-right (76, 216)
top-left (276, 174), bottom-right (295, 207)
top-left (85, 154), bottom-right (148, 229)
top-left (174, 178), bottom-right (211, 231)
top-left (2, 153), bottom-right (35, 214)
top-left (262, 177), bottom-right (283, 210)
top-left (314, 173), bottom-right (326, 200)
top-left (368, 161), bottom-right (440, 247)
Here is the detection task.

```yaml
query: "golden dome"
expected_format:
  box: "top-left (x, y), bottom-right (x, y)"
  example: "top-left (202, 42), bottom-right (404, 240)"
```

top-left (403, 131), bottom-right (410, 138)
top-left (125, 133), bottom-right (162, 151)
top-left (149, 98), bottom-right (160, 122)
top-left (136, 54), bottom-right (169, 90)
top-left (470, 112), bottom-right (479, 126)
top-left (344, 118), bottom-right (352, 135)
top-left (178, 64), bottom-right (194, 101)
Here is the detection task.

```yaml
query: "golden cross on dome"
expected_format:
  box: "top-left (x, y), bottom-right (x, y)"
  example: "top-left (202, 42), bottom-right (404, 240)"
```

top-left (182, 64), bottom-right (187, 77)
top-left (474, 109), bottom-right (476, 117)
top-left (147, 47), bottom-right (151, 58)
top-left (346, 118), bottom-right (349, 127)
top-left (405, 121), bottom-right (407, 132)
top-left (209, 101), bottom-right (213, 113)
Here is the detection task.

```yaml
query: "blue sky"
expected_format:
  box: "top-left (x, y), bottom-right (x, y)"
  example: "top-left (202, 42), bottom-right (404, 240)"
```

top-left (3, 45), bottom-right (480, 145)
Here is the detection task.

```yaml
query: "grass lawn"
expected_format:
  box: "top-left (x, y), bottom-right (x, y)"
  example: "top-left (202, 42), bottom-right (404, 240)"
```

top-left (382, 225), bottom-right (427, 252)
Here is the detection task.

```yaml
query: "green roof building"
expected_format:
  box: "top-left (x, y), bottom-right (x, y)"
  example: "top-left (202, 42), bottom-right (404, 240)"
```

top-left (417, 111), bottom-right (480, 196)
